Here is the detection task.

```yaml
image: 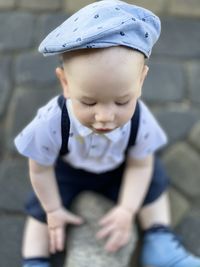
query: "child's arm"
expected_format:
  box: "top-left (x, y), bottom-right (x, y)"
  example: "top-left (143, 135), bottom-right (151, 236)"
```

top-left (97, 154), bottom-right (153, 252)
top-left (119, 154), bottom-right (154, 213)
top-left (29, 159), bottom-right (83, 253)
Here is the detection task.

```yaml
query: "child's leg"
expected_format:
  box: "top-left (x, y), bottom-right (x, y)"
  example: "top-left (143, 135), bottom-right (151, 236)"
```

top-left (22, 216), bottom-right (50, 267)
top-left (138, 190), bottom-right (171, 230)
top-left (138, 191), bottom-right (200, 267)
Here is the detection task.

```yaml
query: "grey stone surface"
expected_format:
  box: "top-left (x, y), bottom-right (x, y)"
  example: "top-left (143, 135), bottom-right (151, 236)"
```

top-left (163, 142), bottom-right (200, 198)
top-left (0, 159), bottom-right (30, 212)
top-left (64, 0), bottom-right (95, 13)
top-left (0, 12), bottom-right (35, 51)
top-left (0, 215), bottom-right (25, 267)
top-left (0, 56), bottom-right (12, 117)
top-left (19, 0), bottom-right (62, 10)
top-left (176, 208), bottom-right (200, 256)
top-left (169, 187), bottom-right (190, 227)
top-left (169, 0), bottom-right (200, 17)
top-left (143, 60), bottom-right (185, 103)
top-left (155, 108), bottom-right (200, 143)
top-left (0, 123), bottom-right (4, 159)
top-left (65, 192), bottom-right (137, 267)
top-left (124, 0), bottom-right (165, 14)
top-left (188, 121), bottom-right (200, 152)
top-left (14, 52), bottom-right (59, 87)
top-left (154, 18), bottom-right (200, 58)
top-left (7, 86), bottom-right (58, 152)
top-left (188, 62), bottom-right (200, 104)
top-left (36, 13), bottom-right (68, 44)
top-left (0, 0), bottom-right (15, 8)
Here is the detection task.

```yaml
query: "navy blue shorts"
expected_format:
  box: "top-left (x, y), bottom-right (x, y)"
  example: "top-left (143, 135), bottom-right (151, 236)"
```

top-left (25, 157), bottom-right (169, 223)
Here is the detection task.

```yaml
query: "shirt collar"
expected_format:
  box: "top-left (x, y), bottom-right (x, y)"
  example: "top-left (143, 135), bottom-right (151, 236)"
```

top-left (103, 123), bottom-right (129, 142)
top-left (66, 99), bottom-right (130, 142)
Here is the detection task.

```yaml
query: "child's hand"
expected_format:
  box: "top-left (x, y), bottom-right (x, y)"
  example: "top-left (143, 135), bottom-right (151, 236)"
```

top-left (47, 206), bottom-right (83, 253)
top-left (96, 206), bottom-right (133, 253)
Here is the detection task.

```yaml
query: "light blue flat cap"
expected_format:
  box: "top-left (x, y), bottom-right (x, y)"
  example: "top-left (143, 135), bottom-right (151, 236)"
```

top-left (39, 0), bottom-right (161, 58)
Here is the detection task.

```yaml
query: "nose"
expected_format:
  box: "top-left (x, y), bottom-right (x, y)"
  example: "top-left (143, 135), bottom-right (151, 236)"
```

top-left (95, 105), bottom-right (115, 122)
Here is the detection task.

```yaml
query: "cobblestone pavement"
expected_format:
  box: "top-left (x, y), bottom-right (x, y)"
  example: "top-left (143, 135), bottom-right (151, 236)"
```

top-left (0, 0), bottom-right (200, 266)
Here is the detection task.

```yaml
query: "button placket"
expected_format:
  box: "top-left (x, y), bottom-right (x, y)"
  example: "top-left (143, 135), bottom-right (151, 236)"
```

top-left (88, 134), bottom-right (108, 158)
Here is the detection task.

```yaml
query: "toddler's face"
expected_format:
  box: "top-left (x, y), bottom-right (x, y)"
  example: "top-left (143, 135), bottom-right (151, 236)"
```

top-left (58, 47), bottom-right (148, 134)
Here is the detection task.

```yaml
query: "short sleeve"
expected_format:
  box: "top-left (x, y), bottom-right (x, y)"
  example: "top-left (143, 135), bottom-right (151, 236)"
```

top-left (14, 97), bottom-right (62, 166)
top-left (128, 101), bottom-right (168, 159)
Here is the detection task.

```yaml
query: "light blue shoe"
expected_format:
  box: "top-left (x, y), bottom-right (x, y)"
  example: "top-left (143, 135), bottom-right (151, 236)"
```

top-left (140, 226), bottom-right (200, 267)
top-left (23, 260), bottom-right (51, 267)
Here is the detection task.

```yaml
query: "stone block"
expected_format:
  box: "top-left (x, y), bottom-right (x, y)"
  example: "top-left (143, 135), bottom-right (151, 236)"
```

top-left (169, 187), bottom-right (190, 227)
top-left (155, 108), bottom-right (200, 143)
top-left (64, 192), bottom-right (137, 267)
top-left (169, 0), bottom-right (200, 17)
top-left (14, 52), bottom-right (59, 87)
top-left (0, 124), bottom-right (4, 159)
top-left (154, 17), bottom-right (200, 58)
top-left (36, 13), bottom-right (68, 43)
top-left (188, 121), bottom-right (200, 152)
top-left (64, 0), bottom-right (165, 14)
top-left (163, 142), bottom-right (200, 198)
top-left (143, 60), bottom-right (185, 103)
top-left (187, 62), bottom-right (200, 104)
top-left (0, 159), bottom-right (30, 212)
top-left (124, 0), bottom-right (165, 14)
top-left (7, 86), bottom-right (59, 153)
top-left (64, 0), bottom-right (95, 13)
top-left (176, 208), bottom-right (200, 256)
top-left (0, 0), bottom-right (15, 9)
top-left (0, 56), bottom-right (12, 117)
top-left (19, 0), bottom-right (62, 11)
top-left (0, 12), bottom-right (35, 51)
top-left (0, 215), bottom-right (25, 267)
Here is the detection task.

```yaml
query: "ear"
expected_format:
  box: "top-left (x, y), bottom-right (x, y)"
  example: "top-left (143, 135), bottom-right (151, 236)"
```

top-left (137, 65), bottom-right (149, 97)
top-left (140, 65), bottom-right (149, 86)
top-left (55, 67), bottom-right (70, 98)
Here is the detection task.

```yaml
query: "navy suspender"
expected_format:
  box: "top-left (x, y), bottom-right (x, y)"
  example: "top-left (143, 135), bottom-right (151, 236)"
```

top-left (57, 95), bottom-right (70, 156)
top-left (127, 101), bottom-right (140, 148)
top-left (57, 95), bottom-right (140, 157)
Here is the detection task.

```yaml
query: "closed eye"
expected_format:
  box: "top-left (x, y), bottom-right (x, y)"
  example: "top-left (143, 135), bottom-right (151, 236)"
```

top-left (115, 100), bottom-right (130, 106)
top-left (81, 101), bottom-right (96, 106)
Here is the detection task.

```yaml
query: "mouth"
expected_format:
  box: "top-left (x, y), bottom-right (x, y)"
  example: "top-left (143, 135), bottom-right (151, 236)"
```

top-left (94, 128), bottom-right (114, 133)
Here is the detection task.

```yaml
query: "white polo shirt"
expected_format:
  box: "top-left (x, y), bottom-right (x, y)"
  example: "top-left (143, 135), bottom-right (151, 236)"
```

top-left (14, 95), bottom-right (167, 173)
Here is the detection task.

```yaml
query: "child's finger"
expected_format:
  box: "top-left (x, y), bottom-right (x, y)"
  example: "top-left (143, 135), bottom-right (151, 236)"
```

top-left (105, 231), bottom-right (123, 252)
top-left (98, 212), bottom-right (113, 226)
top-left (55, 227), bottom-right (65, 251)
top-left (106, 230), bottom-right (131, 252)
top-left (65, 211), bottom-right (84, 225)
top-left (49, 229), bottom-right (56, 254)
top-left (96, 224), bottom-right (115, 239)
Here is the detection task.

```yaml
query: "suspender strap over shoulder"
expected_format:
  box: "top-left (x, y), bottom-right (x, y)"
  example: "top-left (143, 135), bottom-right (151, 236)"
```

top-left (127, 101), bottom-right (140, 148)
top-left (57, 95), bottom-right (70, 156)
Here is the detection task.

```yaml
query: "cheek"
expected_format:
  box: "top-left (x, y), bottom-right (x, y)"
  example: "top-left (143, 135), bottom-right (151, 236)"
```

top-left (118, 102), bottom-right (136, 124)
top-left (118, 110), bottom-right (134, 124)
top-left (72, 103), bottom-right (93, 124)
